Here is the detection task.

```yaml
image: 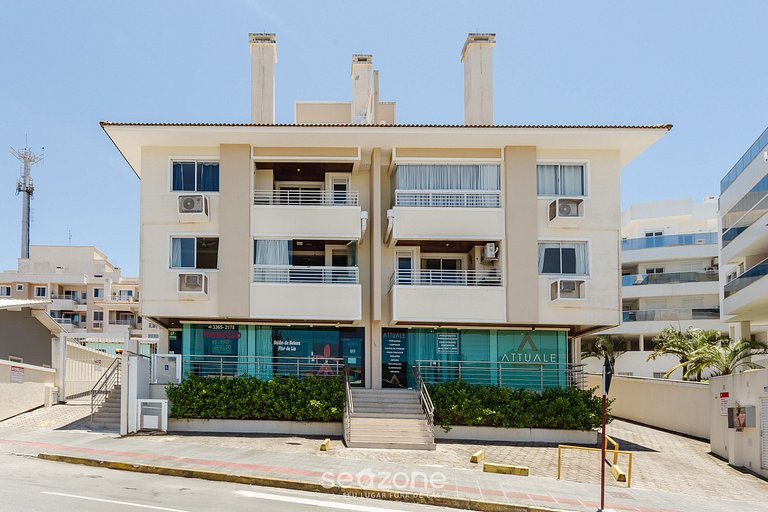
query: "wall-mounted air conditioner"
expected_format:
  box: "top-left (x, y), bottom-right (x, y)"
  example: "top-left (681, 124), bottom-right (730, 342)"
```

top-left (550, 278), bottom-right (587, 302)
top-left (177, 272), bottom-right (208, 299)
top-left (177, 194), bottom-right (210, 223)
top-left (548, 198), bottom-right (584, 227)
top-left (481, 242), bottom-right (498, 262)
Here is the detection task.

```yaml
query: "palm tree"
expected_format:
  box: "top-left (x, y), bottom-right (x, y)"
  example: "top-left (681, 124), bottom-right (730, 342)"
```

top-left (581, 336), bottom-right (626, 369)
top-left (647, 327), bottom-right (727, 380)
top-left (666, 338), bottom-right (768, 379)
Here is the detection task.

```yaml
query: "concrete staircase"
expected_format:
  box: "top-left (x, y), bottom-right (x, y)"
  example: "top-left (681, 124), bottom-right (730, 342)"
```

top-left (345, 389), bottom-right (435, 450)
top-left (90, 384), bottom-right (121, 431)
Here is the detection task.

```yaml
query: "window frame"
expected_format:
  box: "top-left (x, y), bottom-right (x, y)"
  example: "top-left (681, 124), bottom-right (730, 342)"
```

top-left (536, 160), bottom-right (589, 198)
top-left (537, 239), bottom-right (591, 276)
top-left (169, 235), bottom-right (220, 270)
top-left (169, 157), bottom-right (220, 193)
top-left (93, 287), bottom-right (103, 299)
top-left (0, 286), bottom-right (11, 297)
top-left (34, 286), bottom-right (47, 298)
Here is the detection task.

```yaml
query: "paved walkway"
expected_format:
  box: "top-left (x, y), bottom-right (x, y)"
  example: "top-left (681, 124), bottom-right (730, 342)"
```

top-left (1, 405), bottom-right (767, 512)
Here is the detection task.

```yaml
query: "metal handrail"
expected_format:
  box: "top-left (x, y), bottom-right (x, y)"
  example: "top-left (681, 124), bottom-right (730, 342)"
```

top-left (390, 269), bottom-right (502, 287)
top-left (253, 265), bottom-right (360, 284)
top-left (253, 189), bottom-right (359, 206)
top-left (621, 270), bottom-right (718, 286)
top-left (184, 354), bottom-right (345, 379)
top-left (395, 189), bottom-right (501, 208)
top-left (343, 366), bottom-right (353, 445)
top-left (50, 294), bottom-right (82, 303)
top-left (90, 357), bottom-right (121, 421)
top-left (621, 232), bottom-right (717, 250)
top-left (622, 307), bottom-right (721, 322)
top-left (411, 365), bottom-right (434, 430)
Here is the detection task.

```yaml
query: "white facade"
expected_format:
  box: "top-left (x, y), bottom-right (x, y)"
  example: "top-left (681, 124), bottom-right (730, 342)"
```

top-left (719, 126), bottom-right (768, 342)
top-left (584, 197), bottom-right (729, 378)
top-left (0, 246), bottom-right (159, 341)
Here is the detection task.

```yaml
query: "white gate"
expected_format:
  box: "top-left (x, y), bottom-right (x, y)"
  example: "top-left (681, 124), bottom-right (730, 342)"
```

top-left (57, 333), bottom-right (126, 400)
top-left (762, 397), bottom-right (768, 470)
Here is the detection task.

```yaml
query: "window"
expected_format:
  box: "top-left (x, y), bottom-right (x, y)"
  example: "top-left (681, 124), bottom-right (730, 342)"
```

top-left (170, 237), bottom-right (219, 269)
top-left (81, 292), bottom-right (87, 301)
top-left (536, 164), bottom-right (585, 196)
top-left (645, 231), bottom-right (663, 237)
top-left (645, 267), bottom-right (664, 274)
top-left (34, 286), bottom-right (47, 298)
top-left (172, 161), bottom-right (219, 192)
top-left (93, 311), bottom-right (104, 322)
top-left (15, 284), bottom-right (24, 292)
top-left (0, 286), bottom-right (10, 297)
top-left (93, 288), bottom-right (103, 298)
top-left (118, 289), bottom-right (134, 299)
top-left (538, 242), bottom-right (588, 275)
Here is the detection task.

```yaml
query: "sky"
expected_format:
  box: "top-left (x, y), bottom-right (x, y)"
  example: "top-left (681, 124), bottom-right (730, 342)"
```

top-left (1, 0), bottom-right (767, 276)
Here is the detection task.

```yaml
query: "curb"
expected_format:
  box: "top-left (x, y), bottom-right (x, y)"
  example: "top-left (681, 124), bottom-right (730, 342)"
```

top-left (37, 452), bottom-right (571, 512)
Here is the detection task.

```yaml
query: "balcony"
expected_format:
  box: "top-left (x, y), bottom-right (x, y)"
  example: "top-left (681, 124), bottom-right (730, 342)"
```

top-left (250, 265), bottom-right (361, 321)
top-left (50, 294), bottom-right (80, 310)
top-left (389, 190), bottom-right (504, 241)
top-left (720, 125), bottom-right (768, 193)
top-left (252, 190), bottom-right (364, 239)
top-left (390, 269), bottom-right (506, 324)
top-left (621, 232), bottom-right (718, 251)
top-left (724, 256), bottom-right (768, 299)
top-left (622, 271), bottom-right (718, 286)
top-left (622, 308), bottom-right (720, 322)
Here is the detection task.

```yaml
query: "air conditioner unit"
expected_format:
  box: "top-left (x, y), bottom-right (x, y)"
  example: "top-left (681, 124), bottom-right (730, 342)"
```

top-left (482, 242), bottom-right (498, 262)
top-left (177, 194), bottom-right (210, 223)
top-left (550, 278), bottom-right (586, 302)
top-left (177, 273), bottom-right (208, 299)
top-left (548, 198), bottom-right (584, 226)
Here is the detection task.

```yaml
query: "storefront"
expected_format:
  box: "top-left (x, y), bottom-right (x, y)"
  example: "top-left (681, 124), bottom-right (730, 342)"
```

top-left (381, 328), bottom-right (569, 390)
top-left (181, 324), bottom-right (365, 385)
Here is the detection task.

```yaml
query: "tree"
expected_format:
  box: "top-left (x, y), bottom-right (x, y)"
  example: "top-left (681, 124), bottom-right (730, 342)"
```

top-left (647, 327), bottom-right (727, 381)
top-left (667, 338), bottom-right (768, 379)
top-left (581, 336), bottom-right (626, 369)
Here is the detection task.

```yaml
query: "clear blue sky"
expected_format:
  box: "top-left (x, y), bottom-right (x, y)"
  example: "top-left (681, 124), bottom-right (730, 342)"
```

top-left (1, 0), bottom-right (767, 276)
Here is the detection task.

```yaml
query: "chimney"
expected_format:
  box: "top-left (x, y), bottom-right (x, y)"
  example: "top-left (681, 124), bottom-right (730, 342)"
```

top-left (249, 33), bottom-right (277, 124)
top-left (461, 33), bottom-right (495, 125)
top-left (351, 54), bottom-right (373, 124)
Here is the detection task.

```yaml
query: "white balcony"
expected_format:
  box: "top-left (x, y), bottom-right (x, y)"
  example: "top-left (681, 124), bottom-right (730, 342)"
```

top-left (252, 190), bottom-right (364, 239)
top-left (389, 190), bottom-right (504, 241)
top-left (390, 269), bottom-right (506, 324)
top-left (50, 294), bottom-right (78, 311)
top-left (250, 265), bottom-right (362, 321)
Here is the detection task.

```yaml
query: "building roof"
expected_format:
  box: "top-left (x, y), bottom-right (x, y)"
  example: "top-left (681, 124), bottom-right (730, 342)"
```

top-left (101, 121), bottom-right (672, 130)
top-left (0, 298), bottom-right (51, 311)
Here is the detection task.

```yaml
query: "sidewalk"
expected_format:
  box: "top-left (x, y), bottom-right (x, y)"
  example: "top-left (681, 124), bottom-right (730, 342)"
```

top-left (1, 426), bottom-right (766, 512)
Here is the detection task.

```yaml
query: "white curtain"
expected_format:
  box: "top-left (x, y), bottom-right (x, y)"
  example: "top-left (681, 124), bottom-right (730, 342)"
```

top-left (171, 238), bottom-right (184, 268)
top-left (536, 165), bottom-right (558, 195)
top-left (537, 243), bottom-right (558, 273)
top-left (396, 164), bottom-right (500, 190)
top-left (562, 242), bottom-right (588, 275)
top-left (254, 240), bottom-right (291, 265)
top-left (560, 165), bottom-right (584, 196)
top-left (537, 242), bottom-right (587, 275)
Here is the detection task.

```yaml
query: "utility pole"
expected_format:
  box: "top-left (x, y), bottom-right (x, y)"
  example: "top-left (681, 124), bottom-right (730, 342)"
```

top-left (11, 145), bottom-right (44, 259)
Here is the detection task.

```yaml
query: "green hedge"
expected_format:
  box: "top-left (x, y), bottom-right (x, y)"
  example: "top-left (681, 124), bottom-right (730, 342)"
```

top-left (165, 375), bottom-right (344, 422)
top-left (428, 380), bottom-right (609, 431)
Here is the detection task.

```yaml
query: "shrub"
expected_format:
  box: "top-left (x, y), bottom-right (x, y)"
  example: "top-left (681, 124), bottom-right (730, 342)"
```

top-left (427, 380), bottom-right (609, 431)
top-left (165, 375), bottom-right (344, 422)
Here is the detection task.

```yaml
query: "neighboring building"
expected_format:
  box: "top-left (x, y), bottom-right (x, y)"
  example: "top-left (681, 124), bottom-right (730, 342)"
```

top-left (101, 33), bottom-right (670, 390)
top-left (583, 197), bottom-right (729, 378)
top-left (0, 298), bottom-right (62, 367)
top-left (719, 126), bottom-right (768, 343)
top-left (0, 246), bottom-right (159, 341)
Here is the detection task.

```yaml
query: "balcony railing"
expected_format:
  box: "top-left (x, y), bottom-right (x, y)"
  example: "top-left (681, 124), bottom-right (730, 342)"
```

top-left (414, 360), bottom-right (585, 392)
top-left (111, 319), bottom-right (136, 326)
top-left (395, 189), bottom-right (501, 208)
top-left (721, 125), bottom-right (768, 193)
top-left (724, 255), bottom-right (768, 298)
top-left (54, 318), bottom-right (81, 327)
top-left (253, 265), bottom-right (360, 284)
top-left (621, 232), bottom-right (717, 251)
top-left (391, 269), bottom-right (502, 287)
top-left (621, 270), bottom-right (719, 287)
top-left (184, 355), bottom-right (345, 379)
top-left (109, 294), bottom-right (138, 302)
top-left (51, 294), bottom-right (81, 304)
top-left (253, 189), bottom-right (359, 206)
top-left (622, 308), bottom-right (720, 322)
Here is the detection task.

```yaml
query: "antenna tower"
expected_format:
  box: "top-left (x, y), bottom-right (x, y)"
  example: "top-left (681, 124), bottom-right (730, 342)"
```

top-left (11, 145), bottom-right (44, 259)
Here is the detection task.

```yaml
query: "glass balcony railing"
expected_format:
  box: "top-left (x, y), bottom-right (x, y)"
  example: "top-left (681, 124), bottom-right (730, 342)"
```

top-left (621, 270), bottom-right (718, 287)
top-left (621, 232), bottom-right (717, 251)
top-left (724, 256), bottom-right (768, 298)
top-left (623, 308), bottom-right (720, 322)
top-left (720, 126), bottom-right (768, 193)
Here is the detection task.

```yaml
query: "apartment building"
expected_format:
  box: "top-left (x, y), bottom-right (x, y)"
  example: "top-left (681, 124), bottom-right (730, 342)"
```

top-left (719, 126), bottom-right (768, 343)
top-left (102, 33), bottom-right (670, 390)
top-left (0, 246), bottom-right (159, 341)
top-left (583, 197), bottom-right (729, 378)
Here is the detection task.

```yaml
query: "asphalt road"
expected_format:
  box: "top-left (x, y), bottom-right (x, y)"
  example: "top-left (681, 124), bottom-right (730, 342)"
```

top-left (0, 452), bottom-right (447, 512)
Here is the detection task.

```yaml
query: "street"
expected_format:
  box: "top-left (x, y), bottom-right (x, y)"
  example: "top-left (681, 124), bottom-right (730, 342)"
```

top-left (0, 452), bottom-right (445, 512)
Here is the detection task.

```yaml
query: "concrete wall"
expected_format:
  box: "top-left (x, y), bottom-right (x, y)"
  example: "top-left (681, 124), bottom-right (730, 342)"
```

top-left (709, 369), bottom-right (768, 479)
top-left (0, 360), bottom-right (55, 420)
top-left (586, 373), bottom-right (710, 439)
top-left (0, 308), bottom-right (53, 367)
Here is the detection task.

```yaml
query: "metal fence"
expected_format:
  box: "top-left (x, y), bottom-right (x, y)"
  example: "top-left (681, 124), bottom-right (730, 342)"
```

top-left (253, 189), bottom-right (359, 206)
top-left (253, 265), bottom-right (359, 284)
top-left (414, 360), bottom-right (585, 392)
top-left (64, 341), bottom-right (118, 399)
top-left (391, 269), bottom-right (502, 287)
top-left (622, 308), bottom-right (720, 322)
top-left (395, 190), bottom-right (501, 208)
top-left (184, 355), bottom-right (345, 380)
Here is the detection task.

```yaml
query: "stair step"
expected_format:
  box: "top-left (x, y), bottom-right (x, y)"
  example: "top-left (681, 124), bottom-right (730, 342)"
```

top-left (345, 441), bottom-right (436, 450)
top-left (351, 412), bottom-right (426, 419)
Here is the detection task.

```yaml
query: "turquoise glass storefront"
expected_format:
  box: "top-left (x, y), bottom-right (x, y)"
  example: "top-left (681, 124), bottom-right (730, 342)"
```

top-left (382, 328), bottom-right (568, 389)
